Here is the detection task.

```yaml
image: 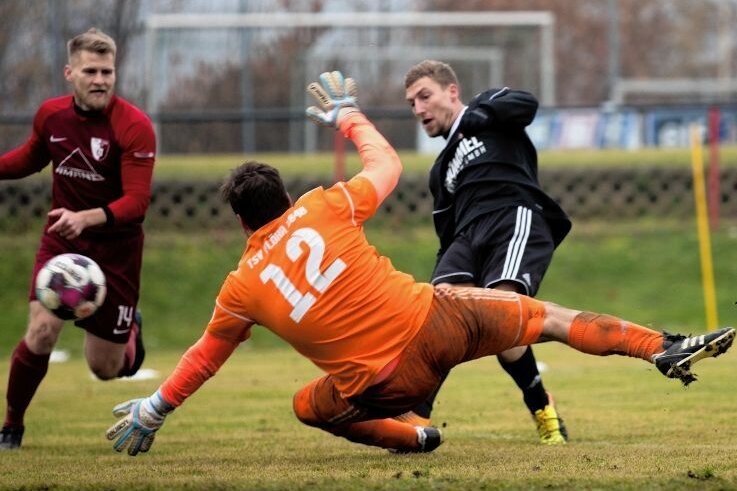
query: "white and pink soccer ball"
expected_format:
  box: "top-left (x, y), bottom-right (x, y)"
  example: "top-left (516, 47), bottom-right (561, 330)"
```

top-left (35, 253), bottom-right (107, 320)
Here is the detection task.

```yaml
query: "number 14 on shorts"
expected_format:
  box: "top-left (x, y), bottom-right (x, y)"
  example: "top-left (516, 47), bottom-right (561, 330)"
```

top-left (116, 305), bottom-right (135, 332)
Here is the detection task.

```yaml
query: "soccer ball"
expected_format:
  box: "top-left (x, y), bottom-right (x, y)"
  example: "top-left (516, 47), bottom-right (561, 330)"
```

top-left (35, 253), bottom-right (107, 320)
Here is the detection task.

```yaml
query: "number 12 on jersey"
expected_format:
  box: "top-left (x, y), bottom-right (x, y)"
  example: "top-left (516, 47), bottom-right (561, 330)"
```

top-left (259, 227), bottom-right (346, 323)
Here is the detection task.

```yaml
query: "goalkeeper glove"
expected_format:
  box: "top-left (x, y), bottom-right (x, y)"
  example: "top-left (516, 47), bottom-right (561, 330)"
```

top-left (305, 71), bottom-right (359, 128)
top-left (106, 390), bottom-right (174, 456)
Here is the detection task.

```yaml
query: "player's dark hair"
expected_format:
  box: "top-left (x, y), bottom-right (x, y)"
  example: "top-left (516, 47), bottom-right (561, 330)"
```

top-left (67, 28), bottom-right (117, 61)
top-left (220, 161), bottom-right (291, 231)
top-left (404, 59), bottom-right (459, 89)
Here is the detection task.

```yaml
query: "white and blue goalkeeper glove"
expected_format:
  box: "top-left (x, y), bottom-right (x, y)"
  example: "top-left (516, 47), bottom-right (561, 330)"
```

top-left (106, 390), bottom-right (174, 456)
top-left (306, 71), bottom-right (359, 128)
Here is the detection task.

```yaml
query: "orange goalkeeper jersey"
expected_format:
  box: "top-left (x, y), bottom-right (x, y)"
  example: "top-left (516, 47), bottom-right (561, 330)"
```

top-left (207, 176), bottom-right (434, 397)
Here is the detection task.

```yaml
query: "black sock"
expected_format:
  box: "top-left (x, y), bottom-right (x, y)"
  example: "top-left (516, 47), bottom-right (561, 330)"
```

top-left (497, 346), bottom-right (549, 414)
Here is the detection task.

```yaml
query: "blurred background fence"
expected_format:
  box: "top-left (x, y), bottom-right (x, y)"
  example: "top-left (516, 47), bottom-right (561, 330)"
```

top-left (3, 166), bottom-right (737, 231)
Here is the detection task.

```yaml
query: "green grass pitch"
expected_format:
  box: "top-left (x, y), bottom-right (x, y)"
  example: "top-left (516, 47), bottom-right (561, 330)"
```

top-left (2, 144), bottom-right (737, 489)
top-left (1, 344), bottom-right (736, 490)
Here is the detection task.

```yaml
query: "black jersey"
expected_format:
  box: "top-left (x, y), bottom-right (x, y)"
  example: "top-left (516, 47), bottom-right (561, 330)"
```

top-left (428, 88), bottom-right (570, 254)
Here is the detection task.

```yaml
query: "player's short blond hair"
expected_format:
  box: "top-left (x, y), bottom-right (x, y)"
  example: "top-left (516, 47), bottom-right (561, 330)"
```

top-left (67, 28), bottom-right (117, 62)
top-left (404, 59), bottom-right (459, 89)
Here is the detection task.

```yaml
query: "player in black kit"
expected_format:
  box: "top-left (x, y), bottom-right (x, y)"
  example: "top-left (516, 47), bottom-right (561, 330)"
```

top-left (402, 59), bottom-right (571, 444)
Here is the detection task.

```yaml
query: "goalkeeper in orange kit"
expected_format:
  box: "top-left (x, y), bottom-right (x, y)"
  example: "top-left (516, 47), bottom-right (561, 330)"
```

top-left (106, 71), bottom-right (735, 456)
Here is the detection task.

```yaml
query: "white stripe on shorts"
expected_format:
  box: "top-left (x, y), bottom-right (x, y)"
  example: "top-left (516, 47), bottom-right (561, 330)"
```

top-left (501, 206), bottom-right (532, 282)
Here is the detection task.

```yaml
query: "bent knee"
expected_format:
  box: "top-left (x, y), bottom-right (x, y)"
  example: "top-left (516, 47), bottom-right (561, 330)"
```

top-left (293, 385), bottom-right (321, 427)
top-left (26, 329), bottom-right (60, 354)
top-left (88, 360), bottom-right (123, 380)
top-left (27, 304), bottom-right (64, 353)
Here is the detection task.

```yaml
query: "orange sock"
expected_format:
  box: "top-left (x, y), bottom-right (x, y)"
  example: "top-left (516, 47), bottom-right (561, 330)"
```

top-left (332, 418), bottom-right (421, 451)
top-left (567, 312), bottom-right (664, 362)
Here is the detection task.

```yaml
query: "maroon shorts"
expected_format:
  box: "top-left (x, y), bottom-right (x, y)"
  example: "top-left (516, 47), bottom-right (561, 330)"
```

top-left (29, 230), bottom-right (144, 344)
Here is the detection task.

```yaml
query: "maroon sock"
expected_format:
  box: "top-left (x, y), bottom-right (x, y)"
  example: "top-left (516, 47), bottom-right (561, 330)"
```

top-left (4, 339), bottom-right (50, 428)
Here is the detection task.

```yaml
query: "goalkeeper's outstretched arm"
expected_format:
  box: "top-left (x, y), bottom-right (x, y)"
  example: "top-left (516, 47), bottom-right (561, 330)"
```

top-left (305, 70), bottom-right (402, 205)
top-left (157, 331), bottom-right (240, 406)
top-left (339, 111), bottom-right (402, 205)
top-left (106, 331), bottom-right (242, 456)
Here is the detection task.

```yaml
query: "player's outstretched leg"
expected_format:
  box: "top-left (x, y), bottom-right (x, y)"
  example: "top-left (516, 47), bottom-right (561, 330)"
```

top-left (544, 307), bottom-right (734, 386)
top-left (652, 327), bottom-right (735, 385)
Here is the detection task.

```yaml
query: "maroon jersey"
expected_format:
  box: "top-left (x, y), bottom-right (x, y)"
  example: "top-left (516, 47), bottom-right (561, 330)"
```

top-left (1, 95), bottom-right (155, 340)
top-left (0, 94), bottom-right (155, 237)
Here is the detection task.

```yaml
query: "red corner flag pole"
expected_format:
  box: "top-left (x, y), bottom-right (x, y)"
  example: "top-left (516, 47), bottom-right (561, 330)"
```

top-left (707, 107), bottom-right (721, 230)
top-left (334, 132), bottom-right (346, 183)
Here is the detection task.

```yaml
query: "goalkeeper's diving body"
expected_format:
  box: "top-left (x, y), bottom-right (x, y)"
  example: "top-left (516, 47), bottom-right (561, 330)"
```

top-left (107, 72), bottom-right (735, 456)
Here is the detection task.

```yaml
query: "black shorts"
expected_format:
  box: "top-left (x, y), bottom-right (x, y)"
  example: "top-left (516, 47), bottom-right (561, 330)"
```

top-left (431, 205), bottom-right (555, 296)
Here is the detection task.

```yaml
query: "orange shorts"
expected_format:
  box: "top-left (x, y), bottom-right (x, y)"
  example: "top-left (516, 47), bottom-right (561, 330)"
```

top-left (293, 286), bottom-right (546, 428)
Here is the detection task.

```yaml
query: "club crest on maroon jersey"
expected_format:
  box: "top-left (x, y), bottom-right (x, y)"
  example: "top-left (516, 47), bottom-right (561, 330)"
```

top-left (91, 137), bottom-right (110, 161)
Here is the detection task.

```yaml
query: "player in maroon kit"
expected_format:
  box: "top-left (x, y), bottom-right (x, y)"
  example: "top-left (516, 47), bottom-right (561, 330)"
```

top-left (0, 28), bottom-right (155, 450)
